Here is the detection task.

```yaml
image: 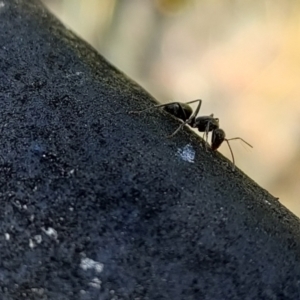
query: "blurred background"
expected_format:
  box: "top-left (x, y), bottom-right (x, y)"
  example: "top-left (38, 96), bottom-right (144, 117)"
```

top-left (41, 0), bottom-right (300, 217)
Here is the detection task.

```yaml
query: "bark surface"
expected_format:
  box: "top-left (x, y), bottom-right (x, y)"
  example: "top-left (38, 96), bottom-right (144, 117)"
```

top-left (0, 1), bottom-right (299, 299)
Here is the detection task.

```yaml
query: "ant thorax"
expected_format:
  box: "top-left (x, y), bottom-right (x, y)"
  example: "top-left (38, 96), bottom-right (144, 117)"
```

top-left (193, 116), bottom-right (219, 132)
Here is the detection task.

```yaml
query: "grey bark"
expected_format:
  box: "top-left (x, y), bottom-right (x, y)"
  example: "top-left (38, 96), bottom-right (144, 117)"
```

top-left (0, 0), bottom-right (299, 299)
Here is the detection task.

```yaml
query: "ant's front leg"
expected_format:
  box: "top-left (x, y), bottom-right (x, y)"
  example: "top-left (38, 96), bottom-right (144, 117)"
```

top-left (204, 120), bottom-right (212, 150)
top-left (200, 114), bottom-right (215, 150)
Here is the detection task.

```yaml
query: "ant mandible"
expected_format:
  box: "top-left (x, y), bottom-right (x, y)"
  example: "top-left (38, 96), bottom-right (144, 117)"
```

top-left (129, 99), bottom-right (252, 170)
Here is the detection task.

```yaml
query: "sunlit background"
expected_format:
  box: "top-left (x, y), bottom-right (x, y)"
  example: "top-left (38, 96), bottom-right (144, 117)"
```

top-left (42, 0), bottom-right (300, 217)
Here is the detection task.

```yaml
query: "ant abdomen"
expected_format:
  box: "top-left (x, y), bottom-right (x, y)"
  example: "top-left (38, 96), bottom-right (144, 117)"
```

top-left (163, 103), bottom-right (193, 122)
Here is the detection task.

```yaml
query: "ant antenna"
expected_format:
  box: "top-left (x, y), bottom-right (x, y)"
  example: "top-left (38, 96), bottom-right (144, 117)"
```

top-left (225, 138), bottom-right (253, 170)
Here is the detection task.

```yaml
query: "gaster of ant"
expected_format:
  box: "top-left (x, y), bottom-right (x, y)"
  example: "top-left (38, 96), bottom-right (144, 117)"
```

top-left (129, 99), bottom-right (252, 170)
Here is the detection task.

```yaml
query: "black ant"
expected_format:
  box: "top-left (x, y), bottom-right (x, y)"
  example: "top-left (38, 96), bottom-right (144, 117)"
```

top-left (129, 99), bottom-right (252, 170)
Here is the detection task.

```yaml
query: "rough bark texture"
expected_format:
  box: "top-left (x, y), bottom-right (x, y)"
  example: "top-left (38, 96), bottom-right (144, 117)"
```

top-left (0, 0), bottom-right (299, 299)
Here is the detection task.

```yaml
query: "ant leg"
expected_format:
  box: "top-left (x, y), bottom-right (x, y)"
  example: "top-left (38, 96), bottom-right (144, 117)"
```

top-left (225, 140), bottom-right (236, 171)
top-left (129, 101), bottom-right (190, 115)
top-left (166, 120), bottom-right (186, 138)
top-left (203, 119), bottom-right (213, 150)
top-left (225, 138), bottom-right (252, 171)
top-left (204, 131), bottom-right (209, 150)
top-left (129, 99), bottom-right (201, 117)
top-left (186, 99), bottom-right (202, 105)
top-left (187, 99), bottom-right (202, 120)
top-left (174, 99), bottom-right (202, 122)
top-left (226, 137), bottom-right (253, 148)
top-left (128, 103), bottom-right (175, 115)
top-left (205, 122), bottom-right (211, 142)
top-left (202, 132), bottom-right (209, 150)
top-left (129, 99), bottom-right (203, 139)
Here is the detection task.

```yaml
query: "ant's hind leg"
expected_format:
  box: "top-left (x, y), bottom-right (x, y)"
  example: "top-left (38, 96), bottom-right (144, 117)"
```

top-left (128, 103), bottom-right (171, 115)
top-left (186, 99), bottom-right (202, 119)
top-left (128, 102), bottom-right (184, 115)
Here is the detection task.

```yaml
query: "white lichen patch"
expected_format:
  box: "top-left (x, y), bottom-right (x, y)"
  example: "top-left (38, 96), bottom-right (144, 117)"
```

top-left (29, 239), bottom-right (35, 249)
top-left (31, 288), bottom-right (45, 296)
top-left (264, 199), bottom-right (271, 206)
top-left (177, 144), bottom-right (195, 163)
top-left (88, 277), bottom-right (102, 289)
top-left (80, 257), bottom-right (104, 273)
top-left (42, 227), bottom-right (58, 240)
top-left (34, 235), bottom-right (42, 244)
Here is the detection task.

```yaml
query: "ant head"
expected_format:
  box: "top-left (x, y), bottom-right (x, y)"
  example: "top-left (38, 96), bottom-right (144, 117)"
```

top-left (211, 131), bottom-right (253, 170)
top-left (211, 128), bottom-right (225, 150)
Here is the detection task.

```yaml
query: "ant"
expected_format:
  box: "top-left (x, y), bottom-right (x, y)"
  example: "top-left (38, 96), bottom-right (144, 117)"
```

top-left (129, 99), bottom-right (252, 170)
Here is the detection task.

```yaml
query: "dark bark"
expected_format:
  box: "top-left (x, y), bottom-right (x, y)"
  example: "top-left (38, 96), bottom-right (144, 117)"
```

top-left (0, 0), bottom-right (299, 299)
